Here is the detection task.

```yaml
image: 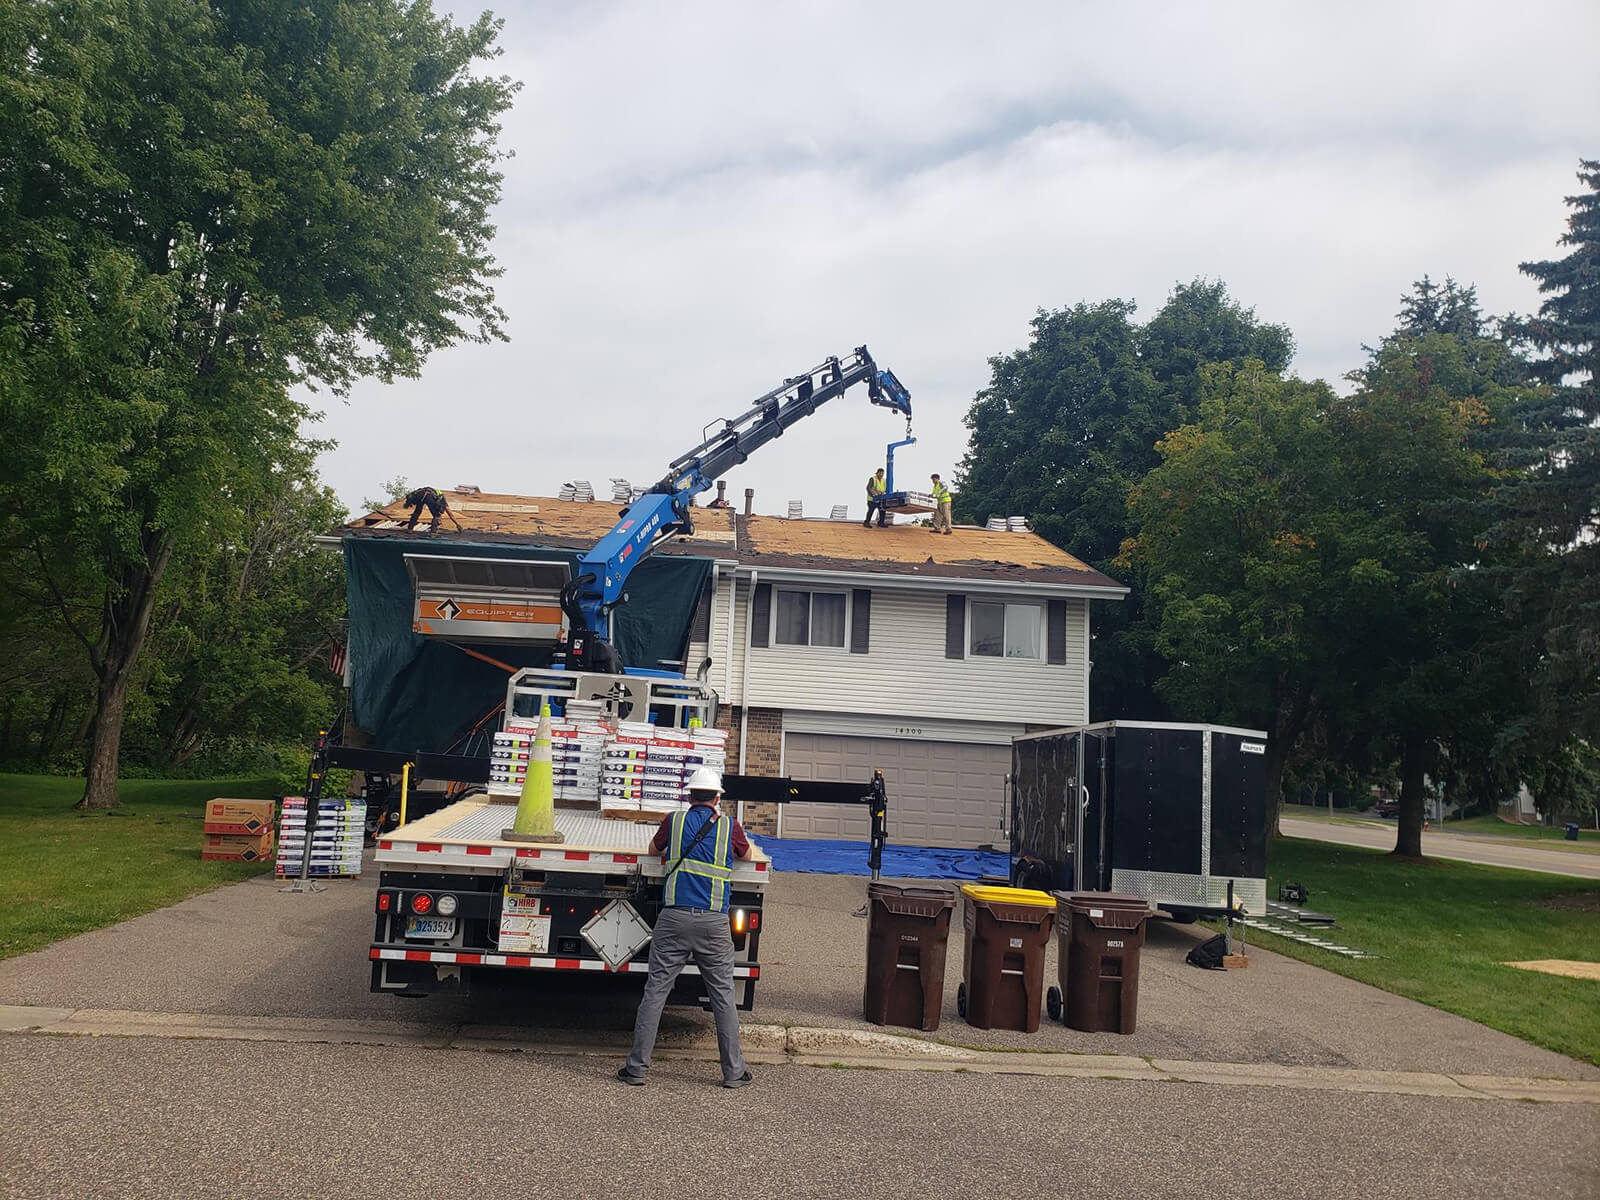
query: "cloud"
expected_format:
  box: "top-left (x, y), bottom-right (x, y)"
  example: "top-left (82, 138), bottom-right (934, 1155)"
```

top-left (312, 0), bottom-right (1599, 522)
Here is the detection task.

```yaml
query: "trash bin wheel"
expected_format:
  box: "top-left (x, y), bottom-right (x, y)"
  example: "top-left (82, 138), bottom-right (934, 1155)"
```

top-left (1046, 985), bottom-right (1062, 1022)
top-left (956, 981), bottom-right (967, 1018)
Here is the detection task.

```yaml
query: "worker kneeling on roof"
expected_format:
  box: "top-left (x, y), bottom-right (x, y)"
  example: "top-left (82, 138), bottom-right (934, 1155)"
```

top-left (618, 766), bottom-right (756, 1089)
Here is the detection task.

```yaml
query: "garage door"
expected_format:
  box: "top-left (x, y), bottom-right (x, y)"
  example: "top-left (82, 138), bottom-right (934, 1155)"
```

top-left (779, 733), bottom-right (1010, 849)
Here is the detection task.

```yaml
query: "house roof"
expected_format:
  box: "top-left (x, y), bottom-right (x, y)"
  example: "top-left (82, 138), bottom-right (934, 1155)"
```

top-left (344, 492), bottom-right (1124, 593)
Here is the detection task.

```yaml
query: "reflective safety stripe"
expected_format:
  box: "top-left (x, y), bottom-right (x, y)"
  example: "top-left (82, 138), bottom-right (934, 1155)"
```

top-left (663, 807), bottom-right (734, 912)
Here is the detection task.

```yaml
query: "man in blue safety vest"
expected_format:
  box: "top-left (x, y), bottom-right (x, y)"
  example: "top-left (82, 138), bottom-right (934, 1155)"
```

top-left (618, 766), bottom-right (757, 1088)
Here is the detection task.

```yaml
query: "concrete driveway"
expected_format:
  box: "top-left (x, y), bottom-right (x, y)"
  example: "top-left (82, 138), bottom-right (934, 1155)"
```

top-left (1281, 818), bottom-right (1600, 879)
top-left (0, 865), bottom-right (1592, 1080)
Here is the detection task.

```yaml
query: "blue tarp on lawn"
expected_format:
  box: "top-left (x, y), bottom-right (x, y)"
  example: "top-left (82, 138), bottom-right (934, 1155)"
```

top-left (750, 836), bottom-right (1008, 880)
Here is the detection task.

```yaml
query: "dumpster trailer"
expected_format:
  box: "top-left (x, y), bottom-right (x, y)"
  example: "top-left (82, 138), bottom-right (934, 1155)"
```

top-left (1008, 721), bottom-right (1269, 920)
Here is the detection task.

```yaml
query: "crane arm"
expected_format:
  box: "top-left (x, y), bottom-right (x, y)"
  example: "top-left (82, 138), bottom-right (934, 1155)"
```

top-left (556, 345), bottom-right (911, 674)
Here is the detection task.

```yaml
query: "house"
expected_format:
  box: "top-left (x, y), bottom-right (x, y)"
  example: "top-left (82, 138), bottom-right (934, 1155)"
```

top-left (335, 490), bottom-right (1126, 849)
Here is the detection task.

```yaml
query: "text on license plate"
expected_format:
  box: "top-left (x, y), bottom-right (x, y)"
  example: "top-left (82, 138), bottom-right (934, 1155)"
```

top-left (406, 916), bottom-right (457, 939)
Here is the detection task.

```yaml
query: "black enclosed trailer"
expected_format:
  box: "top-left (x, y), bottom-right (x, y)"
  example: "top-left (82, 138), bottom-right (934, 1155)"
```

top-left (1009, 722), bottom-right (1268, 920)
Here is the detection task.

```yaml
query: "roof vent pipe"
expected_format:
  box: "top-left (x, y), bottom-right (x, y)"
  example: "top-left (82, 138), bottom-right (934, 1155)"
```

top-left (715, 480), bottom-right (728, 507)
top-left (743, 488), bottom-right (754, 518)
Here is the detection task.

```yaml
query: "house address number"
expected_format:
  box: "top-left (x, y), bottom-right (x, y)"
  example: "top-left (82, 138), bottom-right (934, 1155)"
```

top-left (890, 727), bottom-right (926, 738)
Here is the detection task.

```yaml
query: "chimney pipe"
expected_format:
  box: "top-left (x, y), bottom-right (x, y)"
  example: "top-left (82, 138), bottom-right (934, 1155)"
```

top-left (743, 488), bottom-right (755, 518)
top-left (716, 480), bottom-right (727, 507)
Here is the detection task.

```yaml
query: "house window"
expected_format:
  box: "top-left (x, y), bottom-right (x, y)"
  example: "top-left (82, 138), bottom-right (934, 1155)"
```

top-left (970, 600), bottom-right (1042, 659)
top-left (775, 589), bottom-right (847, 648)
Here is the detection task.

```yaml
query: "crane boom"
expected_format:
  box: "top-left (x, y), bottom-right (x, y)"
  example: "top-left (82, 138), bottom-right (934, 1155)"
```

top-left (556, 345), bottom-right (912, 674)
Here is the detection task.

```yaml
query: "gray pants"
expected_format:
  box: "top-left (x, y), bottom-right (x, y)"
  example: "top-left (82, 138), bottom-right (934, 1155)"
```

top-left (624, 907), bottom-right (747, 1083)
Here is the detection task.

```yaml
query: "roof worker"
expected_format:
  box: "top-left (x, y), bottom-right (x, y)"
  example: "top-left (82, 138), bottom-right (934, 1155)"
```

top-left (930, 473), bottom-right (953, 535)
top-left (403, 485), bottom-right (463, 532)
top-left (618, 766), bottom-right (756, 1089)
top-left (862, 466), bottom-right (889, 528)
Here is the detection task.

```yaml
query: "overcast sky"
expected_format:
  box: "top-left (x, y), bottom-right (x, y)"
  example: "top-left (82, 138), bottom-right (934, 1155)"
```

top-left (311, 0), bottom-right (1599, 522)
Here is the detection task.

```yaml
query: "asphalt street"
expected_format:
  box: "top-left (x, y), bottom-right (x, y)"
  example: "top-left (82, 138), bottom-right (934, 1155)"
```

top-left (3, 1037), bottom-right (1595, 1200)
top-left (1280, 818), bottom-right (1600, 879)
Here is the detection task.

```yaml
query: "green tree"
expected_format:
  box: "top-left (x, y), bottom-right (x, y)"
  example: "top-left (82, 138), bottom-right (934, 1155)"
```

top-left (0, 0), bottom-right (517, 808)
top-left (956, 281), bottom-right (1292, 719)
top-left (1330, 326), bottom-right (1516, 856)
top-left (1498, 159), bottom-right (1600, 742)
top-left (132, 457), bottom-right (347, 769)
top-left (1123, 362), bottom-right (1340, 823)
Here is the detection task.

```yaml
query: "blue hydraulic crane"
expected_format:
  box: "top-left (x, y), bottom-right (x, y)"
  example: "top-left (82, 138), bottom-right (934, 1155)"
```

top-left (556, 346), bottom-right (912, 675)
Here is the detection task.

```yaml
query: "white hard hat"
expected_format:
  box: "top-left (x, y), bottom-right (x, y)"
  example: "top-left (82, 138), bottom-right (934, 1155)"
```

top-left (686, 766), bottom-right (723, 793)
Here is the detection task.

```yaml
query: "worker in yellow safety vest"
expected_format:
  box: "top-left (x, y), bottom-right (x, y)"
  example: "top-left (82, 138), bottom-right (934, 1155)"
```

top-left (618, 766), bottom-right (756, 1089)
top-left (930, 474), bottom-right (953, 534)
top-left (863, 468), bottom-right (888, 528)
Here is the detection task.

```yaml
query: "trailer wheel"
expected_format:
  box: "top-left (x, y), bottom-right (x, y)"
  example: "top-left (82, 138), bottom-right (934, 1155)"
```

top-left (1046, 986), bottom-right (1062, 1022)
top-left (956, 982), bottom-right (968, 1019)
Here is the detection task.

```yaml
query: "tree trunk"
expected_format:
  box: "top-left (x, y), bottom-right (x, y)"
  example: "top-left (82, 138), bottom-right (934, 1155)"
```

top-left (1392, 733), bottom-right (1428, 858)
top-left (76, 538), bottom-right (173, 810)
top-left (1266, 681), bottom-right (1314, 838)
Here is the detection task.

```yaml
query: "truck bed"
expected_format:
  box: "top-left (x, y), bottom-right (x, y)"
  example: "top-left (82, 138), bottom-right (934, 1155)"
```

top-left (376, 797), bottom-right (770, 884)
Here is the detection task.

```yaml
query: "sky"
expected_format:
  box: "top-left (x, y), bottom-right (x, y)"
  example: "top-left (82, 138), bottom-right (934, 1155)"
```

top-left (310, 0), bottom-right (1600, 521)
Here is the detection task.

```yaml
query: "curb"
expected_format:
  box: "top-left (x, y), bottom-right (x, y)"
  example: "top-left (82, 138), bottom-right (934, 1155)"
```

top-left (4, 1004), bottom-right (1598, 1104)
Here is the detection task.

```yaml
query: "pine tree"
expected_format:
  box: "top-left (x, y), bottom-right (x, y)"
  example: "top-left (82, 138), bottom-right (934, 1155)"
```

top-left (1500, 159), bottom-right (1600, 738)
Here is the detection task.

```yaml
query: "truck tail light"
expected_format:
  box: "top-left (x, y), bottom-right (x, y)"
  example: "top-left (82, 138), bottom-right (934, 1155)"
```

top-left (377, 892), bottom-right (392, 912)
top-left (411, 893), bottom-right (433, 915)
top-left (731, 908), bottom-right (747, 935)
top-left (748, 910), bottom-right (760, 931)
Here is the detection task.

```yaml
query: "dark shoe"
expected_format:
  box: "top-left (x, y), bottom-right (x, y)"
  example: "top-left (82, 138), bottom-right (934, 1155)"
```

top-left (722, 1070), bottom-right (754, 1089)
top-left (616, 1068), bottom-right (645, 1086)
top-left (861, 521), bottom-right (871, 528)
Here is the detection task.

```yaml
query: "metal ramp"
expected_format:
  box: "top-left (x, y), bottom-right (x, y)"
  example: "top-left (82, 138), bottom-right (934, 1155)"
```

top-left (1240, 916), bottom-right (1378, 959)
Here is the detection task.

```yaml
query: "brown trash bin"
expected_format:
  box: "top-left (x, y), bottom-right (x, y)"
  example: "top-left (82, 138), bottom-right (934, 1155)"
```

top-left (863, 882), bottom-right (956, 1031)
top-left (956, 885), bottom-right (1056, 1032)
top-left (1051, 892), bottom-right (1151, 1034)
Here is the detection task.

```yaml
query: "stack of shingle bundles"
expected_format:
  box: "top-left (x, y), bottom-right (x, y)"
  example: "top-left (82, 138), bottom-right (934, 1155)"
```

top-left (637, 733), bottom-right (696, 820)
top-left (571, 480), bottom-right (595, 502)
top-left (986, 515), bottom-right (1009, 531)
top-left (599, 733), bottom-right (652, 821)
top-left (687, 726), bottom-right (729, 782)
top-left (1007, 516), bottom-right (1029, 532)
top-left (276, 796), bottom-right (364, 877)
top-left (558, 483), bottom-right (577, 501)
top-left (550, 721), bottom-right (608, 806)
top-left (201, 798), bottom-right (277, 862)
top-left (610, 478), bottom-right (632, 502)
top-left (786, 500), bottom-right (804, 519)
top-left (488, 728), bottom-right (532, 795)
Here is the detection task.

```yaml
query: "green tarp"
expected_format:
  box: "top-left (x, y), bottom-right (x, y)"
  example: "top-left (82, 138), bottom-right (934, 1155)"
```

top-left (343, 537), bottom-right (711, 754)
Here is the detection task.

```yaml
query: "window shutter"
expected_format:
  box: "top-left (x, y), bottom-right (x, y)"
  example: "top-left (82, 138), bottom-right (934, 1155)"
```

top-left (689, 579), bottom-right (713, 643)
top-left (850, 589), bottom-right (871, 654)
top-left (1047, 599), bottom-right (1067, 665)
top-left (945, 594), bottom-right (965, 659)
top-left (750, 582), bottom-right (771, 648)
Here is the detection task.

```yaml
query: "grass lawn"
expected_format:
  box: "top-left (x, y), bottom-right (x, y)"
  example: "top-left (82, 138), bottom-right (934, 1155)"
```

top-left (0, 773), bottom-right (278, 959)
top-left (1250, 837), bottom-right (1600, 1066)
top-left (1440, 812), bottom-right (1598, 844)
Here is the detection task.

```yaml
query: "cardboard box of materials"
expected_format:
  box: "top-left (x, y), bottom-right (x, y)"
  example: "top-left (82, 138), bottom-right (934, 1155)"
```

top-left (203, 798), bottom-right (277, 835)
top-left (201, 831), bottom-right (276, 862)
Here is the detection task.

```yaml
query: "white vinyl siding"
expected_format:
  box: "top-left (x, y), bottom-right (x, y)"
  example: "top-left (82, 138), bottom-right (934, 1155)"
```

top-left (744, 585), bottom-right (1088, 727)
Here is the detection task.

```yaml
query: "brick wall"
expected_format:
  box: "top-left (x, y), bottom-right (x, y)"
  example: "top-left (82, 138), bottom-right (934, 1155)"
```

top-left (718, 705), bottom-right (783, 834)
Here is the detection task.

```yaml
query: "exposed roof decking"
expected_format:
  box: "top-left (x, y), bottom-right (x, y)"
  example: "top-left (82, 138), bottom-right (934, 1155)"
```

top-left (343, 493), bottom-right (1123, 592)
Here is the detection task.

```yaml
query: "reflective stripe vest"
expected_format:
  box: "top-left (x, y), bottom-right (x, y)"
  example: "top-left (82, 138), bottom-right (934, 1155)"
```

top-left (866, 475), bottom-right (886, 497)
top-left (931, 480), bottom-right (951, 503)
top-left (663, 805), bottom-right (735, 912)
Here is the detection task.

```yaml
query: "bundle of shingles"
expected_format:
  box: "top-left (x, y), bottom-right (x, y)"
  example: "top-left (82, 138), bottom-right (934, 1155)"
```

top-left (610, 479), bottom-right (632, 503)
top-left (787, 500), bottom-right (804, 519)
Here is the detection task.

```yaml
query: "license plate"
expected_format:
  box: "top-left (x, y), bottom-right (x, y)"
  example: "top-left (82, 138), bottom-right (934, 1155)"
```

top-left (405, 916), bottom-right (457, 939)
